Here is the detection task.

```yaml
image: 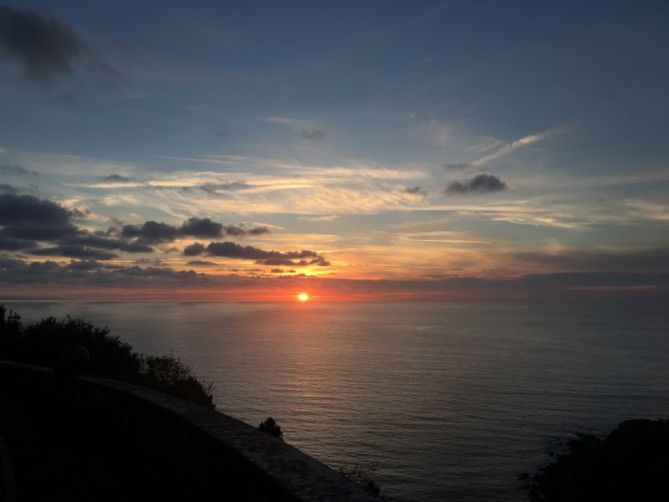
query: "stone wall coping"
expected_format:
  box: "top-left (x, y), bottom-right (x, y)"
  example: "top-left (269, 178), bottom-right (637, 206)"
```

top-left (0, 360), bottom-right (381, 502)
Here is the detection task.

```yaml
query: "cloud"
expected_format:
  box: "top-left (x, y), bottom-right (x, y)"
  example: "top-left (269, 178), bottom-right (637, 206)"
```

top-left (0, 192), bottom-right (73, 226)
top-left (65, 259), bottom-right (104, 271)
top-left (0, 192), bottom-right (156, 255)
top-left (0, 255), bottom-right (666, 302)
top-left (181, 217), bottom-right (224, 238)
top-left (205, 242), bottom-right (314, 259)
top-left (466, 137), bottom-right (505, 154)
top-left (187, 260), bottom-right (216, 266)
top-left (186, 241), bottom-right (330, 267)
top-left (263, 116), bottom-right (299, 125)
top-left (514, 248), bottom-right (669, 273)
top-left (0, 164), bottom-right (38, 176)
top-left (121, 221), bottom-right (180, 241)
top-left (298, 128), bottom-right (327, 141)
top-left (225, 224), bottom-right (270, 236)
top-left (104, 174), bottom-right (132, 182)
top-left (59, 233), bottom-right (153, 253)
top-left (199, 181), bottom-right (250, 194)
top-left (445, 174), bottom-right (508, 195)
top-left (0, 6), bottom-right (117, 83)
top-left (121, 217), bottom-right (270, 242)
top-left (0, 257), bottom-right (206, 289)
top-left (183, 242), bottom-right (206, 256)
top-left (0, 184), bottom-right (16, 193)
top-left (1, 224), bottom-right (78, 240)
top-left (263, 116), bottom-right (327, 141)
top-left (247, 226), bottom-right (271, 236)
top-left (471, 127), bottom-right (565, 167)
top-left (411, 119), bottom-right (451, 146)
top-left (443, 163), bottom-right (470, 170)
top-left (0, 236), bottom-right (36, 250)
top-left (404, 186), bottom-right (427, 196)
top-left (0, 192), bottom-right (80, 242)
top-left (29, 245), bottom-right (118, 260)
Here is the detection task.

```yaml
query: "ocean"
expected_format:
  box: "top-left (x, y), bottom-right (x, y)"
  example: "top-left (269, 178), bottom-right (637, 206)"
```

top-left (7, 301), bottom-right (669, 501)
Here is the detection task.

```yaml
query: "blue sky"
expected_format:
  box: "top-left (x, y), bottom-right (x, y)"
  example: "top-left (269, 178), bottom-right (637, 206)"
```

top-left (1, 1), bottom-right (668, 300)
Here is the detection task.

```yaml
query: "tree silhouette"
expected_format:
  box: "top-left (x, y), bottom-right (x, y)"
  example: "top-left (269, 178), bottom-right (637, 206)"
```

top-left (258, 416), bottom-right (283, 439)
top-left (0, 305), bottom-right (214, 408)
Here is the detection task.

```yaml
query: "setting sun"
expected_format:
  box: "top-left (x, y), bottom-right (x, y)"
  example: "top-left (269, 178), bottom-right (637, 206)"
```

top-left (297, 292), bottom-right (310, 302)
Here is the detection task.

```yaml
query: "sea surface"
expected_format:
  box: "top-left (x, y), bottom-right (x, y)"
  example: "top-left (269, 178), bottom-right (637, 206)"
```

top-left (8, 301), bottom-right (669, 501)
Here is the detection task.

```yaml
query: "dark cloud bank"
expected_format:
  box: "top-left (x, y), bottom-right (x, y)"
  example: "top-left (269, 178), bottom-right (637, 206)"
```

top-left (0, 192), bottom-right (288, 262)
top-left (0, 255), bottom-right (666, 303)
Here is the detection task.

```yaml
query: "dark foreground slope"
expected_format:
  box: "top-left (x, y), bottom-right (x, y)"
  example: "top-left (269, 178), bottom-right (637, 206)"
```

top-left (0, 361), bottom-right (380, 502)
top-left (0, 305), bottom-right (381, 501)
top-left (528, 419), bottom-right (669, 502)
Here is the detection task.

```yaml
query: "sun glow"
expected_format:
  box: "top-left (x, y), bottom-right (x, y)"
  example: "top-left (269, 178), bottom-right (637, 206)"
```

top-left (297, 292), bottom-right (310, 302)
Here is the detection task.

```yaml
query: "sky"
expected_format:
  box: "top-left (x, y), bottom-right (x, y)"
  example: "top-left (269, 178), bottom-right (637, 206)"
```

top-left (1, 0), bottom-right (668, 301)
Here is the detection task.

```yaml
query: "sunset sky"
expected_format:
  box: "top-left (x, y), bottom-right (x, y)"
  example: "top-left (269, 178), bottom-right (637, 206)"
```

top-left (1, 1), bottom-right (668, 301)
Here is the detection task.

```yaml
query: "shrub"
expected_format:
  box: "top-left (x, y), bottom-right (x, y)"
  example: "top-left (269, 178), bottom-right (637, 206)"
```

top-left (258, 416), bottom-right (283, 439)
top-left (0, 305), bottom-right (214, 408)
top-left (0, 305), bottom-right (22, 357)
top-left (526, 420), bottom-right (669, 501)
top-left (137, 353), bottom-right (214, 408)
top-left (339, 464), bottom-right (382, 496)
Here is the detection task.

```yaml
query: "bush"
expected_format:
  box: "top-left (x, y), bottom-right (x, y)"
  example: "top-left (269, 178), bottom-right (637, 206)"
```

top-left (258, 416), bottom-right (283, 439)
top-left (526, 420), bottom-right (669, 501)
top-left (0, 305), bottom-right (214, 408)
top-left (137, 353), bottom-right (214, 407)
top-left (339, 464), bottom-right (382, 497)
top-left (0, 305), bottom-right (22, 357)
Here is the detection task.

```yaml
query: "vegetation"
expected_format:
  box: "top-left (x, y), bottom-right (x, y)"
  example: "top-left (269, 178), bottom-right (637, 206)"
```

top-left (258, 416), bottom-right (283, 439)
top-left (0, 305), bottom-right (214, 408)
top-left (339, 464), bottom-right (382, 497)
top-left (525, 419), bottom-right (669, 501)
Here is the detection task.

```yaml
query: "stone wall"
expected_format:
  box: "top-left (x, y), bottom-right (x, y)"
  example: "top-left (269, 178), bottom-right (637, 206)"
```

top-left (0, 360), bottom-right (381, 501)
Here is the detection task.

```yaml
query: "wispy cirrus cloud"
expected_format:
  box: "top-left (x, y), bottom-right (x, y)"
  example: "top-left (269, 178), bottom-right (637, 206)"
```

top-left (470, 125), bottom-right (568, 167)
top-left (263, 116), bottom-right (328, 141)
top-left (262, 116), bottom-right (300, 125)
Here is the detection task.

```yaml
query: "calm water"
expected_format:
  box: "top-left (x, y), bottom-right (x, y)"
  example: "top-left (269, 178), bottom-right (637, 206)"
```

top-left (8, 301), bottom-right (669, 501)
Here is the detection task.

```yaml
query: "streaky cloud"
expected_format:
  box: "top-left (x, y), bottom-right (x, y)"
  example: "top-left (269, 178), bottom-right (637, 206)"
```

top-left (471, 126), bottom-right (567, 167)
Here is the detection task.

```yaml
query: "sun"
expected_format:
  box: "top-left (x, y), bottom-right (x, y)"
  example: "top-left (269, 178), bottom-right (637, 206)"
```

top-left (296, 292), bottom-right (310, 302)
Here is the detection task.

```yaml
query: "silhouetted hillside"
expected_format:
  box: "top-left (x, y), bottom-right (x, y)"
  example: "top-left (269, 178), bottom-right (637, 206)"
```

top-left (0, 305), bottom-right (214, 408)
top-left (527, 419), bottom-right (669, 501)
